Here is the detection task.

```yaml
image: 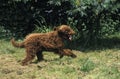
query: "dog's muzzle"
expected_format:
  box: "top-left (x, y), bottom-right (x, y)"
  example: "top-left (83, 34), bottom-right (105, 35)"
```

top-left (68, 35), bottom-right (72, 41)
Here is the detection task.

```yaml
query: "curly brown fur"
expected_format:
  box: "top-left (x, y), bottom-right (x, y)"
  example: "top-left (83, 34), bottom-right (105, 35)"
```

top-left (11, 39), bottom-right (24, 48)
top-left (11, 25), bottom-right (75, 66)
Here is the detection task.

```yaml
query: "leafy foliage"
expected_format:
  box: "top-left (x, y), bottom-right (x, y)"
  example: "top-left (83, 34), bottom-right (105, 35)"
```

top-left (66, 0), bottom-right (120, 45)
top-left (0, 0), bottom-right (119, 46)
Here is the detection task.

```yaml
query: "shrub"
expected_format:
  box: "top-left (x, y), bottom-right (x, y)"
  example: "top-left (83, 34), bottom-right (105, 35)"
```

top-left (0, 26), bottom-right (13, 39)
top-left (0, 0), bottom-right (119, 46)
top-left (33, 19), bottom-right (52, 33)
top-left (66, 0), bottom-right (120, 47)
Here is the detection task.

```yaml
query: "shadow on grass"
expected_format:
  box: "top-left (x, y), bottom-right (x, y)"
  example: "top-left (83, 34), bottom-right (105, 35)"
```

top-left (67, 37), bottom-right (120, 52)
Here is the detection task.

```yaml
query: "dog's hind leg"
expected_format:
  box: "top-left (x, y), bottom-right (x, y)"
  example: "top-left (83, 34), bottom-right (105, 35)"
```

top-left (21, 48), bottom-right (36, 66)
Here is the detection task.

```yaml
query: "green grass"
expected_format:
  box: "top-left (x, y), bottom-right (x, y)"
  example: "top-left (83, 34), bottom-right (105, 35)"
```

top-left (80, 58), bottom-right (95, 72)
top-left (0, 39), bottom-right (120, 79)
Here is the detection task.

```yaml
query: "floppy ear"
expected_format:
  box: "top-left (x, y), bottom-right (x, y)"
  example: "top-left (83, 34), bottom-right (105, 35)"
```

top-left (53, 26), bottom-right (60, 31)
top-left (53, 26), bottom-right (63, 34)
top-left (53, 27), bottom-right (57, 31)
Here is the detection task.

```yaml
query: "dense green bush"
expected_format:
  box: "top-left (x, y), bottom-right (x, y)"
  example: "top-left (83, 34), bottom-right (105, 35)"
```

top-left (0, 0), bottom-right (119, 46)
top-left (0, 0), bottom-right (35, 38)
top-left (66, 0), bottom-right (120, 45)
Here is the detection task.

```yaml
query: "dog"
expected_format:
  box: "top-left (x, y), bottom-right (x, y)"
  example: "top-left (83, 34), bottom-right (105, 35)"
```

top-left (11, 25), bottom-right (76, 65)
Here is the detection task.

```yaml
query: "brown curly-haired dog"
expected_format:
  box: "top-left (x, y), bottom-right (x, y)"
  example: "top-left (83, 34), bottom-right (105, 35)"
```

top-left (11, 25), bottom-right (76, 65)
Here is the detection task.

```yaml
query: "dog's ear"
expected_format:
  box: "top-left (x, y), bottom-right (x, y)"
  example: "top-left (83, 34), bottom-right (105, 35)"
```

top-left (53, 26), bottom-right (60, 31)
top-left (53, 27), bottom-right (57, 31)
top-left (54, 25), bottom-right (67, 33)
top-left (53, 26), bottom-right (64, 34)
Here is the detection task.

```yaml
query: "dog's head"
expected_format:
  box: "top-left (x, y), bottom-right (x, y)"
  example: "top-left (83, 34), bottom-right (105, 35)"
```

top-left (54, 25), bottom-right (75, 41)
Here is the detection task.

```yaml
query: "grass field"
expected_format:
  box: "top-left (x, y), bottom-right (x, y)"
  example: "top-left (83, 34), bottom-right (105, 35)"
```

top-left (0, 39), bottom-right (120, 79)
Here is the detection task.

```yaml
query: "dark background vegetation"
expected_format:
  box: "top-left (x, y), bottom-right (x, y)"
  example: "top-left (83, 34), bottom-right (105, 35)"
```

top-left (0, 0), bottom-right (120, 49)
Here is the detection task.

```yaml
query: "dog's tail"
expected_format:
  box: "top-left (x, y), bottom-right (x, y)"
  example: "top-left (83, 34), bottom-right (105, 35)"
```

top-left (11, 38), bottom-right (24, 48)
